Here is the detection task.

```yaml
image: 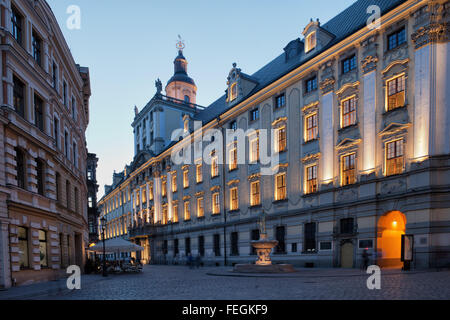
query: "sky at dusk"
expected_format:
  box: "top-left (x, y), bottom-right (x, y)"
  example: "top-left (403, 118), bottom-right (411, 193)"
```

top-left (46, 0), bottom-right (356, 198)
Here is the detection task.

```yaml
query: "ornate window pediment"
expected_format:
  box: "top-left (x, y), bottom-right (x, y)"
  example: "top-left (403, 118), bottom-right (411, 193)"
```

top-left (226, 63), bottom-right (258, 105)
top-left (335, 138), bottom-right (361, 151)
top-left (378, 122), bottom-right (411, 138)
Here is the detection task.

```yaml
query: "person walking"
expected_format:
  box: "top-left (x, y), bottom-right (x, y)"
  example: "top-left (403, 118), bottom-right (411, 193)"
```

top-left (362, 249), bottom-right (370, 270)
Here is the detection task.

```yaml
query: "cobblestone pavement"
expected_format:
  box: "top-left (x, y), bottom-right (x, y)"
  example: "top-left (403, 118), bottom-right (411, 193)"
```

top-left (1, 265), bottom-right (449, 300)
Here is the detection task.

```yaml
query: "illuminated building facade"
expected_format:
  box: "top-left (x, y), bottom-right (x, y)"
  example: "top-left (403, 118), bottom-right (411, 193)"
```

top-left (98, 0), bottom-right (450, 269)
top-left (0, 0), bottom-right (91, 288)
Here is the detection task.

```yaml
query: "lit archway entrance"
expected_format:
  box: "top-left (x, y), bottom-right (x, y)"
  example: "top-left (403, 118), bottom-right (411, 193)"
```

top-left (377, 211), bottom-right (406, 269)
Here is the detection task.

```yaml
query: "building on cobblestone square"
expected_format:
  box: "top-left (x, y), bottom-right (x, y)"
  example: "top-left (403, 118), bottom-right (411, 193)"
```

top-left (0, 0), bottom-right (91, 288)
top-left (98, 0), bottom-right (450, 270)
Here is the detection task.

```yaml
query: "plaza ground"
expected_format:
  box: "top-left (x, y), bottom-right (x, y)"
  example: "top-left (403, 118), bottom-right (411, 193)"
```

top-left (0, 265), bottom-right (449, 300)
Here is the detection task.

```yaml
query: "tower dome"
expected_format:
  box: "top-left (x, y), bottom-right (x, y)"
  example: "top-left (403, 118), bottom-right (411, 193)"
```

top-left (165, 49), bottom-right (197, 105)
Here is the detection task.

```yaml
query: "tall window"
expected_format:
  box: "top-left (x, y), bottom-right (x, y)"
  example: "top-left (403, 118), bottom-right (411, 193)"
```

top-left (54, 117), bottom-right (60, 149)
top-left (198, 236), bottom-right (205, 257)
top-left (74, 187), bottom-right (79, 213)
top-left (72, 97), bottom-right (77, 121)
top-left (73, 142), bottom-right (78, 168)
top-left (55, 172), bottom-right (61, 202)
top-left (183, 170), bottom-right (189, 188)
top-left (174, 239), bottom-right (179, 256)
top-left (341, 97), bottom-right (356, 128)
top-left (161, 179), bottom-right (167, 197)
top-left (250, 108), bottom-right (259, 122)
top-left (36, 159), bottom-right (45, 196)
top-left (250, 181), bottom-right (261, 207)
top-left (63, 81), bottom-right (68, 106)
top-left (172, 203), bottom-right (179, 223)
top-left (386, 140), bottom-right (404, 176)
top-left (66, 180), bottom-right (71, 209)
top-left (211, 152), bottom-right (219, 178)
top-left (231, 232), bottom-right (239, 256)
top-left (387, 27), bottom-right (406, 51)
top-left (229, 83), bottom-right (237, 101)
top-left (275, 173), bottom-right (287, 201)
top-left (11, 6), bottom-right (23, 45)
top-left (197, 197), bottom-right (204, 218)
top-left (275, 226), bottom-right (286, 254)
top-left (305, 113), bottom-right (318, 142)
top-left (184, 95), bottom-right (190, 103)
top-left (387, 75), bottom-right (406, 111)
top-left (305, 32), bottom-right (316, 52)
top-left (275, 126), bottom-right (287, 153)
top-left (341, 154), bottom-right (356, 186)
top-left (162, 206), bottom-right (168, 225)
top-left (64, 131), bottom-right (69, 159)
top-left (214, 234), bottom-right (221, 257)
top-left (18, 227), bottom-right (29, 269)
top-left (304, 223), bottom-right (317, 253)
top-left (305, 76), bottom-right (317, 93)
top-left (32, 31), bottom-right (42, 65)
top-left (13, 76), bottom-right (25, 118)
top-left (342, 55), bottom-right (357, 74)
top-left (39, 230), bottom-right (48, 267)
top-left (52, 62), bottom-right (58, 89)
top-left (230, 187), bottom-right (239, 211)
top-left (250, 135), bottom-right (259, 163)
top-left (229, 145), bottom-right (237, 171)
top-left (15, 148), bottom-right (26, 189)
top-left (185, 238), bottom-right (191, 255)
top-left (306, 165), bottom-right (318, 194)
top-left (196, 164), bottom-right (203, 183)
top-left (275, 94), bottom-right (286, 109)
top-left (212, 193), bottom-right (220, 215)
top-left (184, 201), bottom-right (190, 221)
top-left (172, 175), bottom-right (177, 192)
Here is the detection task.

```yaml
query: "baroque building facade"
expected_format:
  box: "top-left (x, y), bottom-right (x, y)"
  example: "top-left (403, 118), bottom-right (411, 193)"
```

top-left (98, 0), bottom-right (450, 269)
top-left (0, 0), bottom-right (91, 288)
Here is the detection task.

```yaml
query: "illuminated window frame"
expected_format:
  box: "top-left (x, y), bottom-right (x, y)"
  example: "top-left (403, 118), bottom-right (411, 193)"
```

top-left (211, 153), bottom-right (219, 178)
top-left (183, 170), bottom-right (189, 189)
top-left (161, 179), bottom-right (167, 197)
top-left (172, 202), bottom-right (179, 223)
top-left (385, 139), bottom-right (404, 176)
top-left (305, 113), bottom-right (318, 142)
top-left (212, 192), bottom-right (220, 215)
top-left (197, 197), bottom-right (204, 218)
top-left (340, 96), bottom-right (357, 128)
top-left (274, 173), bottom-right (287, 201)
top-left (341, 153), bottom-right (356, 186)
top-left (229, 83), bottom-right (237, 102)
top-left (195, 163), bottom-right (203, 183)
top-left (249, 135), bottom-right (260, 163)
top-left (230, 187), bottom-right (239, 211)
top-left (250, 181), bottom-right (261, 207)
top-left (229, 145), bottom-right (238, 171)
top-left (275, 126), bottom-right (287, 153)
top-left (184, 201), bottom-right (190, 221)
top-left (172, 175), bottom-right (177, 193)
top-left (305, 31), bottom-right (316, 52)
top-left (386, 74), bottom-right (406, 112)
top-left (305, 164), bottom-right (318, 194)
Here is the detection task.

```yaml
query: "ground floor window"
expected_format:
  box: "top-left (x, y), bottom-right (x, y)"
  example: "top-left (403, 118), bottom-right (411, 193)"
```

top-left (39, 230), bottom-right (48, 267)
top-left (18, 227), bottom-right (29, 269)
top-left (251, 229), bottom-right (260, 255)
top-left (231, 232), bottom-right (239, 256)
top-left (185, 238), bottom-right (191, 255)
top-left (174, 239), bottom-right (179, 256)
top-left (214, 234), bottom-right (221, 257)
top-left (304, 223), bottom-right (317, 253)
top-left (275, 226), bottom-right (286, 254)
top-left (198, 236), bottom-right (205, 257)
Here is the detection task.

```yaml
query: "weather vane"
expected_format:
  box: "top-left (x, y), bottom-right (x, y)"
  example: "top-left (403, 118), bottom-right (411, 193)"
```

top-left (176, 35), bottom-right (185, 51)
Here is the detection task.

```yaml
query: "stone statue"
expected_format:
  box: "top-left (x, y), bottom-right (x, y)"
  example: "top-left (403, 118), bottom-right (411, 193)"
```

top-left (258, 211), bottom-right (267, 235)
top-left (134, 105), bottom-right (139, 116)
top-left (155, 78), bottom-right (162, 95)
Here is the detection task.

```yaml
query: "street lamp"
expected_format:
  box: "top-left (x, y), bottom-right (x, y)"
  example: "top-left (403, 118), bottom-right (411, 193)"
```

top-left (100, 216), bottom-right (107, 277)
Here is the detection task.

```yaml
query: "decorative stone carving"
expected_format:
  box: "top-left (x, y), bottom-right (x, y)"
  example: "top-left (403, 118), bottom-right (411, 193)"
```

top-left (411, 22), bottom-right (449, 48)
top-left (361, 55), bottom-right (379, 74)
top-left (336, 188), bottom-right (358, 203)
top-left (319, 59), bottom-right (335, 94)
top-left (320, 77), bottom-right (335, 95)
top-left (411, 1), bottom-right (450, 48)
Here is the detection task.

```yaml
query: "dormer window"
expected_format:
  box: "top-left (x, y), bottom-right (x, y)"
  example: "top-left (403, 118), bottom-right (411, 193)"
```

top-left (229, 83), bottom-right (237, 102)
top-left (305, 32), bottom-right (316, 53)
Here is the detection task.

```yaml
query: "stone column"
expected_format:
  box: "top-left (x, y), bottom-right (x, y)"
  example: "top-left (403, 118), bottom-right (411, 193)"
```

top-left (153, 169), bottom-right (162, 224)
top-left (167, 171), bottom-right (173, 221)
top-left (320, 91), bottom-right (335, 185)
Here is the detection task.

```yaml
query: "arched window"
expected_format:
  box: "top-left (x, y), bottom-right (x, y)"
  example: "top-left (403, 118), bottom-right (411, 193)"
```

top-left (229, 83), bottom-right (237, 101)
top-left (184, 95), bottom-right (190, 103)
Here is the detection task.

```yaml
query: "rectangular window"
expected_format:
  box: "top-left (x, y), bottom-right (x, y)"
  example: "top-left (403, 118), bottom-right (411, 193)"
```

top-left (275, 94), bottom-right (286, 109)
top-left (72, 97), bottom-right (77, 121)
top-left (231, 232), bottom-right (239, 256)
top-left (229, 83), bottom-right (237, 102)
top-left (386, 140), bottom-right (404, 176)
top-left (185, 238), bottom-right (191, 255)
top-left (149, 184), bottom-right (153, 200)
top-left (306, 165), bottom-right (318, 194)
top-left (250, 108), bottom-right (259, 122)
top-left (184, 201), bottom-right (190, 221)
top-left (304, 222), bottom-right (316, 253)
top-left (18, 227), bottom-right (29, 269)
top-left (214, 234), bottom-right (221, 257)
top-left (74, 188), bottom-right (79, 213)
top-left (162, 179), bottom-right (167, 197)
top-left (305, 76), bottom-right (318, 93)
top-left (73, 142), bottom-right (78, 168)
top-left (387, 27), bottom-right (406, 51)
top-left (275, 226), bottom-right (286, 254)
top-left (230, 120), bottom-right (237, 131)
top-left (249, 135), bottom-right (260, 163)
top-left (32, 31), bottom-right (42, 65)
top-left (36, 159), bottom-right (45, 196)
top-left (197, 197), bottom-right (204, 218)
top-left (66, 180), bottom-right (71, 209)
top-left (11, 6), bottom-right (23, 45)
top-left (211, 153), bottom-right (219, 178)
top-left (230, 187), bottom-right (239, 211)
top-left (196, 164), bottom-right (203, 183)
top-left (251, 229), bottom-right (260, 255)
top-left (212, 192), bottom-right (220, 215)
top-left (162, 206), bottom-right (168, 225)
top-left (342, 55), bottom-right (357, 74)
top-left (183, 170), bottom-right (189, 188)
top-left (275, 173), bottom-right (287, 201)
top-left (341, 97), bottom-right (357, 128)
top-left (250, 181), bottom-right (261, 207)
top-left (387, 75), bottom-right (406, 111)
top-left (63, 81), bottom-right (68, 106)
top-left (39, 230), bottom-right (48, 267)
top-left (229, 146), bottom-right (237, 171)
top-left (305, 32), bottom-right (316, 52)
top-left (275, 126), bottom-right (287, 153)
top-left (172, 203), bottom-right (178, 223)
top-left (13, 76), bottom-right (25, 118)
top-left (52, 62), bottom-right (58, 90)
top-left (15, 148), bottom-right (26, 189)
top-left (64, 131), bottom-right (69, 159)
top-left (174, 239), bottom-right (179, 255)
top-left (340, 218), bottom-right (354, 234)
top-left (320, 241), bottom-right (332, 251)
top-left (305, 113), bottom-right (318, 142)
top-left (172, 175), bottom-right (177, 192)
top-left (341, 153), bottom-right (356, 186)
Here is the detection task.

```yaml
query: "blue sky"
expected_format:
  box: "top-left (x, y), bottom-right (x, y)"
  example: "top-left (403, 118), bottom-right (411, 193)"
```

top-left (47, 0), bottom-right (355, 197)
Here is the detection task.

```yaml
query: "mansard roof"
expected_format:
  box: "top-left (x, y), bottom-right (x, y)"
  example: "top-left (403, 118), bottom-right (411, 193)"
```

top-left (196, 0), bottom-right (407, 124)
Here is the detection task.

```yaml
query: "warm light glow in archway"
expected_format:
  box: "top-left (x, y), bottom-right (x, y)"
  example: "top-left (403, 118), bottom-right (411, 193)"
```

top-left (377, 211), bottom-right (406, 268)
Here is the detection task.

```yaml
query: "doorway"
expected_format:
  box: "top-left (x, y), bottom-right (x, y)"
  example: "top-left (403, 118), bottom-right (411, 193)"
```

top-left (340, 241), bottom-right (354, 268)
top-left (377, 211), bottom-right (406, 268)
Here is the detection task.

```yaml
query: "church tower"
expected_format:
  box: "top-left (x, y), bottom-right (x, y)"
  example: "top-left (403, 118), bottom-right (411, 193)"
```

top-left (165, 38), bottom-right (197, 105)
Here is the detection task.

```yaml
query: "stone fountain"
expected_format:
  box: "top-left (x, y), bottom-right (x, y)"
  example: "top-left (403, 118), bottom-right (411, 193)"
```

top-left (233, 212), bottom-right (295, 273)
